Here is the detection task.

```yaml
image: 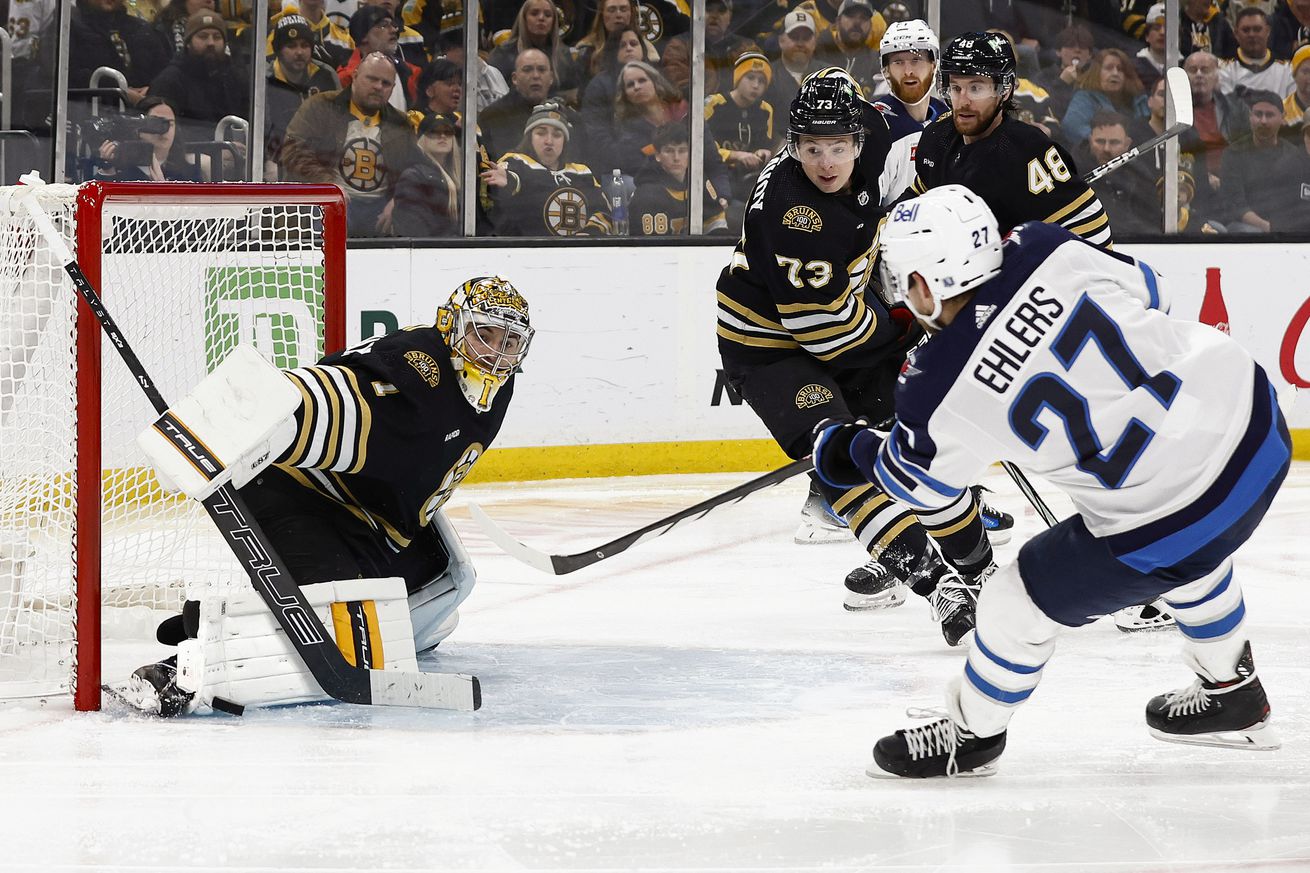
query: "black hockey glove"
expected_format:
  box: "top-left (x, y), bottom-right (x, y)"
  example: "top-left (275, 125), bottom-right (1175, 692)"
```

top-left (812, 417), bottom-right (886, 489)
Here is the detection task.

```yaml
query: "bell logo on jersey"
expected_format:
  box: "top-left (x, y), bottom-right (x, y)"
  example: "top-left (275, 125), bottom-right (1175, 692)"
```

top-left (403, 350), bottom-right (441, 387)
top-left (794, 383), bottom-right (835, 409)
top-left (543, 188), bottom-right (588, 235)
top-left (782, 206), bottom-right (824, 233)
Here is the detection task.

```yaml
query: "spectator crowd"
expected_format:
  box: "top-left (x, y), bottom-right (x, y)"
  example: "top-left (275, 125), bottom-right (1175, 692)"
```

top-left (5, 0), bottom-right (1308, 236)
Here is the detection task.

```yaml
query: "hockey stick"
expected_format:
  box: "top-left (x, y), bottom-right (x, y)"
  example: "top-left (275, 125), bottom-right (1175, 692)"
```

top-left (1083, 66), bottom-right (1193, 184)
top-left (15, 175), bottom-right (479, 711)
top-left (468, 457), bottom-right (814, 575)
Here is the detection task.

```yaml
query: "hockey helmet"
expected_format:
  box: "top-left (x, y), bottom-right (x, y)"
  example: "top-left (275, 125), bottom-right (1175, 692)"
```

top-left (879, 19), bottom-right (939, 66)
top-left (879, 185), bottom-right (1001, 328)
top-left (436, 276), bottom-right (534, 412)
top-left (787, 74), bottom-right (865, 158)
top-left (937, 31), bottom-right (1016, 100)
top-left (806, 65), bottom-right (865, 99)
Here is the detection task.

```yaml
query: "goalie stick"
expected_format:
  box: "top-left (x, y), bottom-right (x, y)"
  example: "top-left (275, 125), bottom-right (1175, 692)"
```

top-left (16, 175), bottom-right (479, 712)
top-left (469, 457), bottom-right (814, 575)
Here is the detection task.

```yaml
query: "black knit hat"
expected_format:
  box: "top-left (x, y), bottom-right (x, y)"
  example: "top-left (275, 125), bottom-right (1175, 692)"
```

top-left (349, 5), bottom-right (395, 46)
top-left (273, 15), bottom-right (312, 52)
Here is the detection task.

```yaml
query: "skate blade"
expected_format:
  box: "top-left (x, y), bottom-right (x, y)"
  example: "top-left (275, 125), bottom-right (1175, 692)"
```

top-left (865, 762), bottom-right (998, 779)
top-left (985, 529), bottom-right (1012, 546)
top-left (793, 523), bottom-right (850, 545)
top-left (947, 628), bottom-right (976, 649)
top-left (1149, 722), bottom-right (1281, 751)
top-left (843, 587), bottom-right (909, 611)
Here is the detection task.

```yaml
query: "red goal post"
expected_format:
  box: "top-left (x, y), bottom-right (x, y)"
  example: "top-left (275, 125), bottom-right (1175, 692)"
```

top-left (0, 182), bottom-right (346, 711)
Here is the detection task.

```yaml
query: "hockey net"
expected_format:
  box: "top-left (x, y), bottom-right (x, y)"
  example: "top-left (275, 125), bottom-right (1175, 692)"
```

top-left (0, 182), bottom-right (345, 710)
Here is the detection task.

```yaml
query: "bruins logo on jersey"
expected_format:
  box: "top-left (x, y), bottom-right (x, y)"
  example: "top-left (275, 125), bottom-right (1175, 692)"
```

top-left (403, 350), bottom-right (441, 387)
top-left (544, 187), bottom-right (589, 235)
top-left (638, 4), bottom-right (664, 42)
top-left (340, 136), bottom-right (387, 193)
top-left (794, 383), bottom-right (834, 409)
top-left (782, 205), bottom-right (823, 233)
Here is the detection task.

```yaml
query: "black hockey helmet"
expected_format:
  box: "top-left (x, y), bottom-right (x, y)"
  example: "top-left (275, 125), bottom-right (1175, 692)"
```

top-left (787, 74), bottom-right (865, 155)
top-left (937, 31), bottom-right (1016, 101)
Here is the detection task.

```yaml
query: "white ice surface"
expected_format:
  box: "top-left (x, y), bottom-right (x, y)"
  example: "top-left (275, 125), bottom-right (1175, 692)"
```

top-left (2, 465), bottom-right (1308, 873)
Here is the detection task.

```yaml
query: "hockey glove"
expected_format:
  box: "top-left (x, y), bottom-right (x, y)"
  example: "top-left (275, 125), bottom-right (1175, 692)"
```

top-left (812, 417), bottom-right (886, 489)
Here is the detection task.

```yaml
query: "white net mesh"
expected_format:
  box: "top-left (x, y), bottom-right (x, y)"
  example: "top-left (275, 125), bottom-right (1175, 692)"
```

top-left (0, 183), bottom-right (337, 703)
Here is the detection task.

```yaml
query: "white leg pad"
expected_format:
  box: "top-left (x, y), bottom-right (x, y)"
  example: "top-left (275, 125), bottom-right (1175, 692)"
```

top-left (409, 510), bottom-right (478, 653)
top-left (176, 577), bottom-right (418, 711)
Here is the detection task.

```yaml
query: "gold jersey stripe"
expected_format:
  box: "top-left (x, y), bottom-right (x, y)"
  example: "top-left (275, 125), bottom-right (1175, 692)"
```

top-left (716, 324), bottom-right (802, 349)
top-left (776, 287), bottom-right (854, 315)
top-left (811, 312), bottom-right (879, 361)
top-left (302, 367), bottom-right (345, 470)
top-left (339, 367), bottom-right (373, 475)
top-left (717, 291), bottom-right (786, 330)
top-left (845, 490), bottom-right (892, 530)
top-left (330, 470), bottom-right (412, 549)
top-left (1068, 212), bottom-right (1109, 238)
top-left (1044, 187), bottom-right (1094, 224)
top-left (282, 372), bottom-right (317, 467)
top-left (874, 514), bottom-right (919, 553)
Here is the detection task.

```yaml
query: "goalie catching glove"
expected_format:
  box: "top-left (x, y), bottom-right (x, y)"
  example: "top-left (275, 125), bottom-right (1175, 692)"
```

top-left (811, 417), bottom-right (888, 489)
top-left (136, 344), bottom-right (300, 501)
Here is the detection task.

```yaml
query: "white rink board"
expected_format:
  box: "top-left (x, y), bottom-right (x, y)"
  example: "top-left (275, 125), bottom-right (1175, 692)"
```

top-left (345, 243), bottom-right (1310, 448)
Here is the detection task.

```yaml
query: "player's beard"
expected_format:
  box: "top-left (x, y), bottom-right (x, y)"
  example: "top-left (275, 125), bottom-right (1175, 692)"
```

top-left (891, 75), bottom-right (932, 106)
top-left (952, 100), bottom-right (1002, 138)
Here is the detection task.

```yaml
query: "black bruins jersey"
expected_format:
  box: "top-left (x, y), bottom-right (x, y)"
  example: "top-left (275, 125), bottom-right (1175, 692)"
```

top-left (269, 325), bottom-right (513, 553)
top-left (909, 113), bottom-right (1114, 248)
top-left (492, 154), bottom-right (613, 237)
top-left (716, 152), bottom-right (910, 371)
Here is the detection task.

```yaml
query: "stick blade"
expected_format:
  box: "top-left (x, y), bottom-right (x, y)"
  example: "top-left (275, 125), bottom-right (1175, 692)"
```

top-left (369, 670), bottom-right (481, 710)
top-left (467, 502), bottom-right (561, 575)
top-left (1165, 66), bottom-right (1193, 128)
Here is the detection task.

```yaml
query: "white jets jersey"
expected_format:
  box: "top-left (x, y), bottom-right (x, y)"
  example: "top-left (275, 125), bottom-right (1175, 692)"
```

top-left (874, 222), bottom-right (1260, 539)
top-left (873, 93), bottom-right (948, 205)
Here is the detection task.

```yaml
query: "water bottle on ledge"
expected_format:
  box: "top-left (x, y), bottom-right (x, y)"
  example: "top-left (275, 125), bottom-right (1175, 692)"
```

top-left (605, 169), bottom-right (629, 236)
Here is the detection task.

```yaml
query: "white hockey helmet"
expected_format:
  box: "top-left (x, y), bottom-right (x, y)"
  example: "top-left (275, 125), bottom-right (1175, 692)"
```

top-left (879, 18), bottom-right (939, 66)
top-left (436, 276), bottom-right (534, 412)
top-left (879, 185), bottom-right (1001, 326)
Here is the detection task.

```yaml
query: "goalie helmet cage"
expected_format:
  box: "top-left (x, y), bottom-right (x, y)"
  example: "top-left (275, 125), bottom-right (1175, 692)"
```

top-left (0, 182), bottom-right (346, 711)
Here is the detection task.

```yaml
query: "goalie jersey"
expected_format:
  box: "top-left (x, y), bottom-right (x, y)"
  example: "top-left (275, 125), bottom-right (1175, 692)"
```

top-left (908, 113), bottom-right (1113, 248)
top-left (715, 151), bottom-right (911, 371)
top-left (266, 325), bottom-right (513, 552)
top-left (865, 222), bottom-right (1289, 568)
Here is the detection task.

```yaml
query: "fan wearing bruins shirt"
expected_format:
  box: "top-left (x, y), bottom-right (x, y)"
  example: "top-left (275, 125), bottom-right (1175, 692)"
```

top-left (128, 277), bottom-right (534, 716)
top-left (903, 32), bottom-right (1113, 249)
top-left (716, 75), bottom-right (993, 647)
top-left (483, 103), bottom-right (614, 236)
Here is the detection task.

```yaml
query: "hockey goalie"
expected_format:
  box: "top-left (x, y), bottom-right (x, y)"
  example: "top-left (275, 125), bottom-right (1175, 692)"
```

top-left (123, 276), bottom-right (534, 716)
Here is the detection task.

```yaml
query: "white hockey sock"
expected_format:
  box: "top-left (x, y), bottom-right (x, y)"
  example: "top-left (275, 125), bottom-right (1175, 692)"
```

top-left (1163, 558), bottom-right (1249, 683)
top-left (955, 561), bottom-right (1063, 738)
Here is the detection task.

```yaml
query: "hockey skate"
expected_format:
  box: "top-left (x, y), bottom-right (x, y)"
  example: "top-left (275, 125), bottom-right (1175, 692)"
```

top-left (795, 481), bottom-right (850, 545)
top-left (928, 575), bottom-right (977, 647)
top-left (843, 558), bottom-right (908, 611)
top-left (112, 657), bottom-right (196, 718)
top-left (971, 485), bottom-right (1014, 546)
top-left (869, 716), bottom-right (1006, 778)
top-left (1146, 642), bottom-right (1280, 750)
top-left (1112, 599), bottom-right (1176, 631)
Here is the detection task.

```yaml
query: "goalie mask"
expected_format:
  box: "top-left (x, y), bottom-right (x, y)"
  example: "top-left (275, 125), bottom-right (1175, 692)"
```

top-left (878, 185), bottom-right (1002, 329)
top-left (436, 276), bottom-right (534, 412)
